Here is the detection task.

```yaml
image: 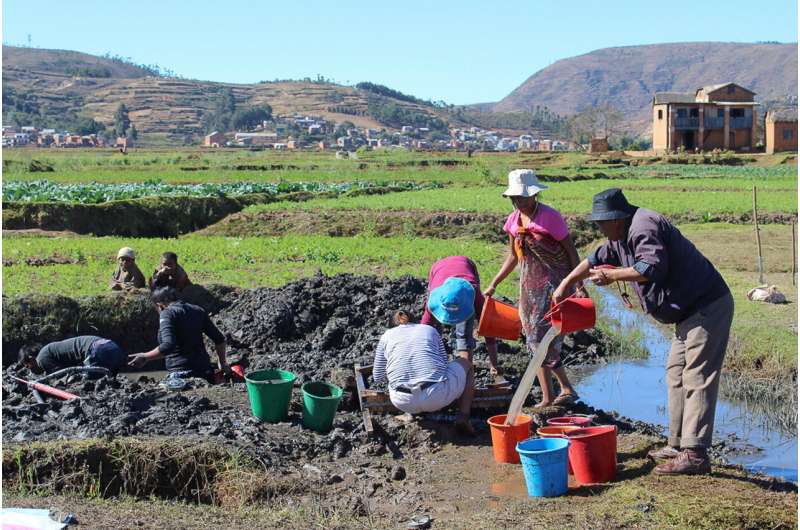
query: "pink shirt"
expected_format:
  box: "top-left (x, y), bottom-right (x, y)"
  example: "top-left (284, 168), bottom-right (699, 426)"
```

top-left (502, 203), bottom-right (569, 241)
top-left (420, 256), bottom-right (482, 326)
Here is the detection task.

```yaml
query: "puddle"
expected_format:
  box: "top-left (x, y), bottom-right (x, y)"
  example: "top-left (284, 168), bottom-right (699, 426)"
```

top-left (572, 289), bottom-right (798, 483)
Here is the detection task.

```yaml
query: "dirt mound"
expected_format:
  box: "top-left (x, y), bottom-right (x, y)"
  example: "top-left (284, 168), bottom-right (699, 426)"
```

top-left (217, 274), bottom-right (428, 383)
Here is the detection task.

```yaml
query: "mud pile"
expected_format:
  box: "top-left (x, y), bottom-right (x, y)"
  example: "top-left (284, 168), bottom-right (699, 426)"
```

top-left (1, 370), bottom-right (437, 468)
top-left (216, 274), bottom-right (427, 382)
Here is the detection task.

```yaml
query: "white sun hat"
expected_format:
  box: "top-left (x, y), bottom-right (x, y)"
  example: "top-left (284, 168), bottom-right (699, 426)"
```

top-left (502, 169), bottom-right (548, 197)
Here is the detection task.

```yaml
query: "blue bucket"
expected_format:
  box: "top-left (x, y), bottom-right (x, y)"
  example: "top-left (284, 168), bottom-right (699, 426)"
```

top-left (516, 437), bottom-right (570, 497)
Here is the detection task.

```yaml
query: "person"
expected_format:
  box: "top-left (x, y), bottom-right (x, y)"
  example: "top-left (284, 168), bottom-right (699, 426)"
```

top-left (128, 287), bottom-right (228, 385)
top-left (552, 188), bottom-right (733, 476)
top-left (18, 336), bottom-right (126, 375)
top-left (420, 256), bottom-right (502, 380)
top-left (483, 169), bottom-right (583, 407)
top-left (373, 310), bottom-right (475, 435)
top-left (149, 252), bottom-right (191, 291)
top-left (110, 247), bottom-right (146, 291)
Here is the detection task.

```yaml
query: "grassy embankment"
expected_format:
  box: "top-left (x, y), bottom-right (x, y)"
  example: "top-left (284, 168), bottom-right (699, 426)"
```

top-left (2, 433), bottom-right (796, 530)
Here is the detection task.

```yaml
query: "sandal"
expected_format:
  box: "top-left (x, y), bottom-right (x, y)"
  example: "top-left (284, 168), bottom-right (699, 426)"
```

top-left (552, 393), bottom-right (579, 406)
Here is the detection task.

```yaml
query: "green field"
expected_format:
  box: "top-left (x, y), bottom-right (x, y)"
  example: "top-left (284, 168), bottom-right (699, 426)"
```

top-left (2, 148), bottom-right (797, 384)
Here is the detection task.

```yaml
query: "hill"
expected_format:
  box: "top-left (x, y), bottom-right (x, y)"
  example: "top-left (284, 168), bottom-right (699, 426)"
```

top-left (492, 42), bottom-right (798, 133)
top-left (2, 47), bottom-right (457, 142)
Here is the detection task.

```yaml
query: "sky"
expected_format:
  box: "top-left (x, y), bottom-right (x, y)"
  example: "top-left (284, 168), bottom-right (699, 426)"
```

top-left (3, 0), bottom-right (797, 105)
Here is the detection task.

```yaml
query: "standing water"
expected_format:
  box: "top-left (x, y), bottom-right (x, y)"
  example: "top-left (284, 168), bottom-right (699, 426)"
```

top-left (573, 289), bottom-right (797, 482)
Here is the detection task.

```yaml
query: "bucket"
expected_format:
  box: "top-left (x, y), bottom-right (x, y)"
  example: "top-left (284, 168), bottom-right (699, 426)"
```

top-left (487, 414), bottom-right (532, 464)
top-left (516, 437), bottom-right (570, 497)
top-left (547, 416), bottom-right (592, 427)
top-left (537, 425), bottom-right (580, 474)
top-left (548, 297), bottom-right (596, 334)
top-left (245, 369), bottom-right (296, 423)
top-left (478, 298), bottom-right (522, 340)
top-left (301, 382), bottom-right (343, 433)
top-left (565, 425), bottom-right (617, 485)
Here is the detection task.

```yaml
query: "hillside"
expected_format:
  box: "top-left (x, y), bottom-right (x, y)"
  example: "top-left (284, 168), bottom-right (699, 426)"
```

top-left (493, 42), bottom-right (798, 133)
top-left (2, 46), bottom-right (455, 141)
top-left (3, 46), bottom-right (157, 78)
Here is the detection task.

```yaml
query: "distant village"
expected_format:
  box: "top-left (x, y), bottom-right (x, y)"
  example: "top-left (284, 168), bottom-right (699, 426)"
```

top-left (2, 114), bottom-right (571, 153)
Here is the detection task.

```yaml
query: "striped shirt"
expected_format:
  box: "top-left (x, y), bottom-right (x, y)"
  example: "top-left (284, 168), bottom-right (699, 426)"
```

top-left (372, 324), bottom-right (448, 390)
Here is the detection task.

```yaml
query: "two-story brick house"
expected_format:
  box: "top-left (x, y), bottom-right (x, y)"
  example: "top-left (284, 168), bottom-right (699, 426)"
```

top-left (652, 83), bottom-right (758, 153)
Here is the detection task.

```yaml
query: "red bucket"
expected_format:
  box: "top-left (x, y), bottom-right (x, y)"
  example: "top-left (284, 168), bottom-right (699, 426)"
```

top-left (547, 416), bottom-right (592, 427)
top-left (537, 425), bottom-right (580, 474)
top-left (478, 298), bottom-right (522, 340)
top-left (548, 297), bottom-right (596, 334)
top-left (564, 425), bottom-right (617, 485)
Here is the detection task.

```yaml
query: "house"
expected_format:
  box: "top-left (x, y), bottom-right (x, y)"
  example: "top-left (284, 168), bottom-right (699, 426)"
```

top-left (590, 138), bottom-right (609, 153)
top-left (235, 132), bottom-right (277, 146)
top-left (204, 131), bottom-right (226, 147)
top-left (401, 125), bottom-right (414, 134)
top-left (308, 124), bottom-right (324, 135)
top-left (337, 136), bottom-right (353, 149)
top-left (765, 108), bottom-right (798, 154)
top-left (652, 83), bottom-right (758, 153)
top-left (318, 140), bottom-right (330, 150)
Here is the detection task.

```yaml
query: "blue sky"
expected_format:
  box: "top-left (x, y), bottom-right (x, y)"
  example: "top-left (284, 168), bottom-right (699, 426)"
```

top-left (3, 0), bottom-right (797, 104)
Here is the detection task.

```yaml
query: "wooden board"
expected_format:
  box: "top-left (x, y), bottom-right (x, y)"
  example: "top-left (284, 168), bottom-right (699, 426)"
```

top-left (354, 364), bottom-right (514, 418)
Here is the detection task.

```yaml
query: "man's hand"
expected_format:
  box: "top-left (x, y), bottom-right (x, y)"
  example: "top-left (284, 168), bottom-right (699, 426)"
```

top-left (588, 268), bottom-right (614, 286)
top-left (552, 281), bottom-right (570, 303)
top-left (128, 353), bottom-right (149, 368)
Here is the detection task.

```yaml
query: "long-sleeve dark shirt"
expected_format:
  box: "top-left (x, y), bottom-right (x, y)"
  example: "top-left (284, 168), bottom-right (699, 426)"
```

top-left (158, 301), bottom-right (225, 373)
top-left (36, 336), bottom-right (100, 374)
top-left (587, 208), bottom-right (729, 324)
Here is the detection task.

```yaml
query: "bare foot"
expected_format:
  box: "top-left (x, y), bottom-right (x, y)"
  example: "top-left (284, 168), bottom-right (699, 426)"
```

top-left (394, 412), bottom-right (414, 423)
top-left (534, 400), bottom-right (553, 408)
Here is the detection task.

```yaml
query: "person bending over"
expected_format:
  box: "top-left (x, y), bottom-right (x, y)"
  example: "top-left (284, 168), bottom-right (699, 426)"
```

top-left (372, 310), bottom-right (475, 435)
top-left (19, 336), bottom-right (126, 375)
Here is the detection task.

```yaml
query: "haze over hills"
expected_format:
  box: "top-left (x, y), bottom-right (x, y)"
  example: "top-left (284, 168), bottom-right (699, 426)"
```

top-left (492, 42), bottom-right (798, 133)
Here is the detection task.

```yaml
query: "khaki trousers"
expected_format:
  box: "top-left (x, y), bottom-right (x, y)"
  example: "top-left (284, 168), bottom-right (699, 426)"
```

top-left (666, 293), bottom-right (734, 448)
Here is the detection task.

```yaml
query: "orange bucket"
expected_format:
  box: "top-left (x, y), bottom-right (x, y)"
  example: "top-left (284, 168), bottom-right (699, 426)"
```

top-left (478, 298), bottom-right (522, 340)
top-left (548, 297), bottom-right (596, 334)
top-left (487, 414), bottom-right (532, 464)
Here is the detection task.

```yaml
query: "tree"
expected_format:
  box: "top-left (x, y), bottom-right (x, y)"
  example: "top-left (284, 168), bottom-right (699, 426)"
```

top-left (127, 124), bottom-right (138, 141)
top-left (231, 106), bottom-right (272, 131)
top-left (73, 117), bottom-right (105, 135)
top-left (568, 104), bottom-right (623, 144)
top-left (113, 103), bottom-right (130, 138)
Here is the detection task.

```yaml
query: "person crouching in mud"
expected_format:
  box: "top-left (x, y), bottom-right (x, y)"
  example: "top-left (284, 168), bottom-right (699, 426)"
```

top-left (372, 309), bottom-right (475, 436)
top-left (128, 287), bottom-right (229, 387)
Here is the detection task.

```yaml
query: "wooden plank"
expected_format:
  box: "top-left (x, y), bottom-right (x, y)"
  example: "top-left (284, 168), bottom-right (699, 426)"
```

top-left (353, 363), bottom-right (373, 433)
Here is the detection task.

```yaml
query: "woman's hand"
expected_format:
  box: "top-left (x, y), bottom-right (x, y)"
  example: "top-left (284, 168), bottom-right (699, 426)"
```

top-left (588, 267), bottom-right (614, 286)
top-left (574, 283), bottom-right (589, 298)
top-left (482, 284), bottom-right (496, 298)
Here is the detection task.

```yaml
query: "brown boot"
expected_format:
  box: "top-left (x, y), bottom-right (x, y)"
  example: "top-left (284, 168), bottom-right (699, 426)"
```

top-left (648, 445), bottom-right (681, 460)
top-left (654, 449), bottom-right (711, 475)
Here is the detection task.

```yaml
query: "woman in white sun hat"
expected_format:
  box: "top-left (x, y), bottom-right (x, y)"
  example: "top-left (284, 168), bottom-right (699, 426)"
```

top-left (483, 169), bottom-right (584, 407)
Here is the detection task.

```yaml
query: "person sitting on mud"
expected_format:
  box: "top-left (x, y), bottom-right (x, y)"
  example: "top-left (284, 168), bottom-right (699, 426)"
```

top-left (553, 188), bottom-right (733, 476)
top-left (372, 309), bottom-right (475, 435)
top-left (18, 336), bottom-right (127, 375)
top-left (128, 287), bottom-right (229, 386)
top-left (149, 252), bottom-right (191, 292)
top-left (110, 247), bottom-right (146, 291)
top-left (420, 256), bottom-right (503, 383)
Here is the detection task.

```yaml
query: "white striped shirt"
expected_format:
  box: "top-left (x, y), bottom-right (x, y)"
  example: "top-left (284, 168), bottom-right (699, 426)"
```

top-left (372, 324), bottom-right (448, 390)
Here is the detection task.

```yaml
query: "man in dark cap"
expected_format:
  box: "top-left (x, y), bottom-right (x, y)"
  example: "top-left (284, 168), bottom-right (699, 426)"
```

top-left (552, 188), bottom-right (733, 476)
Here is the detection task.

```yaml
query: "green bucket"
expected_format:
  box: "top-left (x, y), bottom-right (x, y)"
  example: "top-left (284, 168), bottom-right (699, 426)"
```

top-left (301, 382), bottom-right (343, 433)
top-left (245, 369), bottom-right (296, 423)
